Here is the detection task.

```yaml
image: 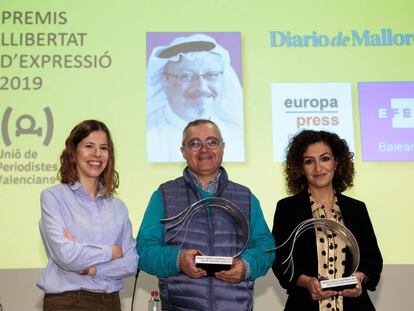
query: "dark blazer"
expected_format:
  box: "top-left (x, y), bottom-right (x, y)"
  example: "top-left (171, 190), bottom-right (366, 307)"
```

top-left (272, 191), bottom-right (383, 311)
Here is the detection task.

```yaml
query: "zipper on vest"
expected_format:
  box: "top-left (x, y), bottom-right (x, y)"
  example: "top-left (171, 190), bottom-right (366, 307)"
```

top-left (207, 207), bottom-right (214, 310)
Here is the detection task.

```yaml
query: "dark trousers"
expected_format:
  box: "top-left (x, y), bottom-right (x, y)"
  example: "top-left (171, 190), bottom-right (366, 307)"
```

top-left (43, 290), bottom-right (121, 311)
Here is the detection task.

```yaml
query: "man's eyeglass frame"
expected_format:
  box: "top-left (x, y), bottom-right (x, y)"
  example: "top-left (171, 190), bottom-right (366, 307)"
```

top-left (164, 71), bottom-right (223, 83)
top-left (182, 137), bottom-right (223, 151)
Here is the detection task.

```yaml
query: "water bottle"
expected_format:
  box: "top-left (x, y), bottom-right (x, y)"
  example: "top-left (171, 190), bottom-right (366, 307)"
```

top-left (148, 291), bottom-right (161, 311)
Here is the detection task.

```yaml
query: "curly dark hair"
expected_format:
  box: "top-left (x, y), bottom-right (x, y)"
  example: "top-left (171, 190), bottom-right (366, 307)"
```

top-left (284, 130), bottom-right (354, 194)
top-left (58, 120), bottom-right (119, 197)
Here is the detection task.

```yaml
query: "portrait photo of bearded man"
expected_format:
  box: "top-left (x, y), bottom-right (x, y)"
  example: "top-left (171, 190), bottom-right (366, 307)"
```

top-left (146, 32), bottom-right (244, 162)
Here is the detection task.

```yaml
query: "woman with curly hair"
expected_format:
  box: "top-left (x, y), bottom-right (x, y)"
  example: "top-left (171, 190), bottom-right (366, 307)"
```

top-left (37, 120), bottom-right (138, 311)
top-left (272, 130), bottom-right (382, 311)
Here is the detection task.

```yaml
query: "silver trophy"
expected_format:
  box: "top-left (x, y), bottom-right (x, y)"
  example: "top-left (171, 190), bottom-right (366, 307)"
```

top-left (161, 197), bottom-right (249, 275)
top-left (268, 218), bottom-right (360, 291)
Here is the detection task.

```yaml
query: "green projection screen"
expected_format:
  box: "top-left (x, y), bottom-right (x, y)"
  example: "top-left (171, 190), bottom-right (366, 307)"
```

top-left (1, 0), bottom-right (413, 269)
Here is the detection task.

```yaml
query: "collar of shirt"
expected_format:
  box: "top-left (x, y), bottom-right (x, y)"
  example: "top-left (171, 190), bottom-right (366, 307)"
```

top-left (69, 181), bottom-right (105, 200)
top-left (188, 169), bottom-right (222, 194)
top-left (308, 191), bottom-right (341, 218)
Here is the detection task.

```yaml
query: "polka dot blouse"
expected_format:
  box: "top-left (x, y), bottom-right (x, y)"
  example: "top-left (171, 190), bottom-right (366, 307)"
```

top-left (310, 192), bottom-right (346, 311)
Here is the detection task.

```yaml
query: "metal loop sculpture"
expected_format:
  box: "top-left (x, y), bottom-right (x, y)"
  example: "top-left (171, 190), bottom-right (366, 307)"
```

top-left (161, 197), bottom-right (250, 258)
top-left (268, 218), bottom-right (360, 282)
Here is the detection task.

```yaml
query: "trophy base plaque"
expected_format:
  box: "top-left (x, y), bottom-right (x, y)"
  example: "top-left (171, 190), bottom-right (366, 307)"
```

top-left (195, 256), bottom-right (233, 276)
top-left (320, 276), bottom-right (358, 291)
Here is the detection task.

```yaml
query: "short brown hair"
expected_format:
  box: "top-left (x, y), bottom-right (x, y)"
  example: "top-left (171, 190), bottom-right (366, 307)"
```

top-left (284, 130), bottom-right (354, 194)
top-left (58, 120), bottom-right (119, 197)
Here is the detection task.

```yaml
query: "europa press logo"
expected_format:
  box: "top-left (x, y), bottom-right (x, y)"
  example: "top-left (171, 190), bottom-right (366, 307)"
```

top-left (271, 83), bottom-right (354, 162)
top-left (358, 82), bottom-right (414, 161)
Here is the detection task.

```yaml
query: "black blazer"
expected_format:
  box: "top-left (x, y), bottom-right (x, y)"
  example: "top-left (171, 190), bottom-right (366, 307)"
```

top-left (271, 191), bottom-right (383, 311)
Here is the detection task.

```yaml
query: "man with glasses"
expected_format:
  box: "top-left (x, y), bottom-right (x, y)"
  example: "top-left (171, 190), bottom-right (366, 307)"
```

top-left (146, 33), bottom-right (244, 162)
top-left (137, 119), bottom-right (274, 311)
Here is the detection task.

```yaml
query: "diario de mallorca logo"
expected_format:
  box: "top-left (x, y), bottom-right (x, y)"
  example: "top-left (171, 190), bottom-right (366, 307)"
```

top-left (270, 28), bottom-right (414, 47)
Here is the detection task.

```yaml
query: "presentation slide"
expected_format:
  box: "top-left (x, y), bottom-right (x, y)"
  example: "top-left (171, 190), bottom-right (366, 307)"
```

top-left (1, 0), bottom-right (413, 270)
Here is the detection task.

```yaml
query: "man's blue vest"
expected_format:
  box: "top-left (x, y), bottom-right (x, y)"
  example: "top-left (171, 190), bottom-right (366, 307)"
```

top-left (158, 167), bottom-right (254, 311)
